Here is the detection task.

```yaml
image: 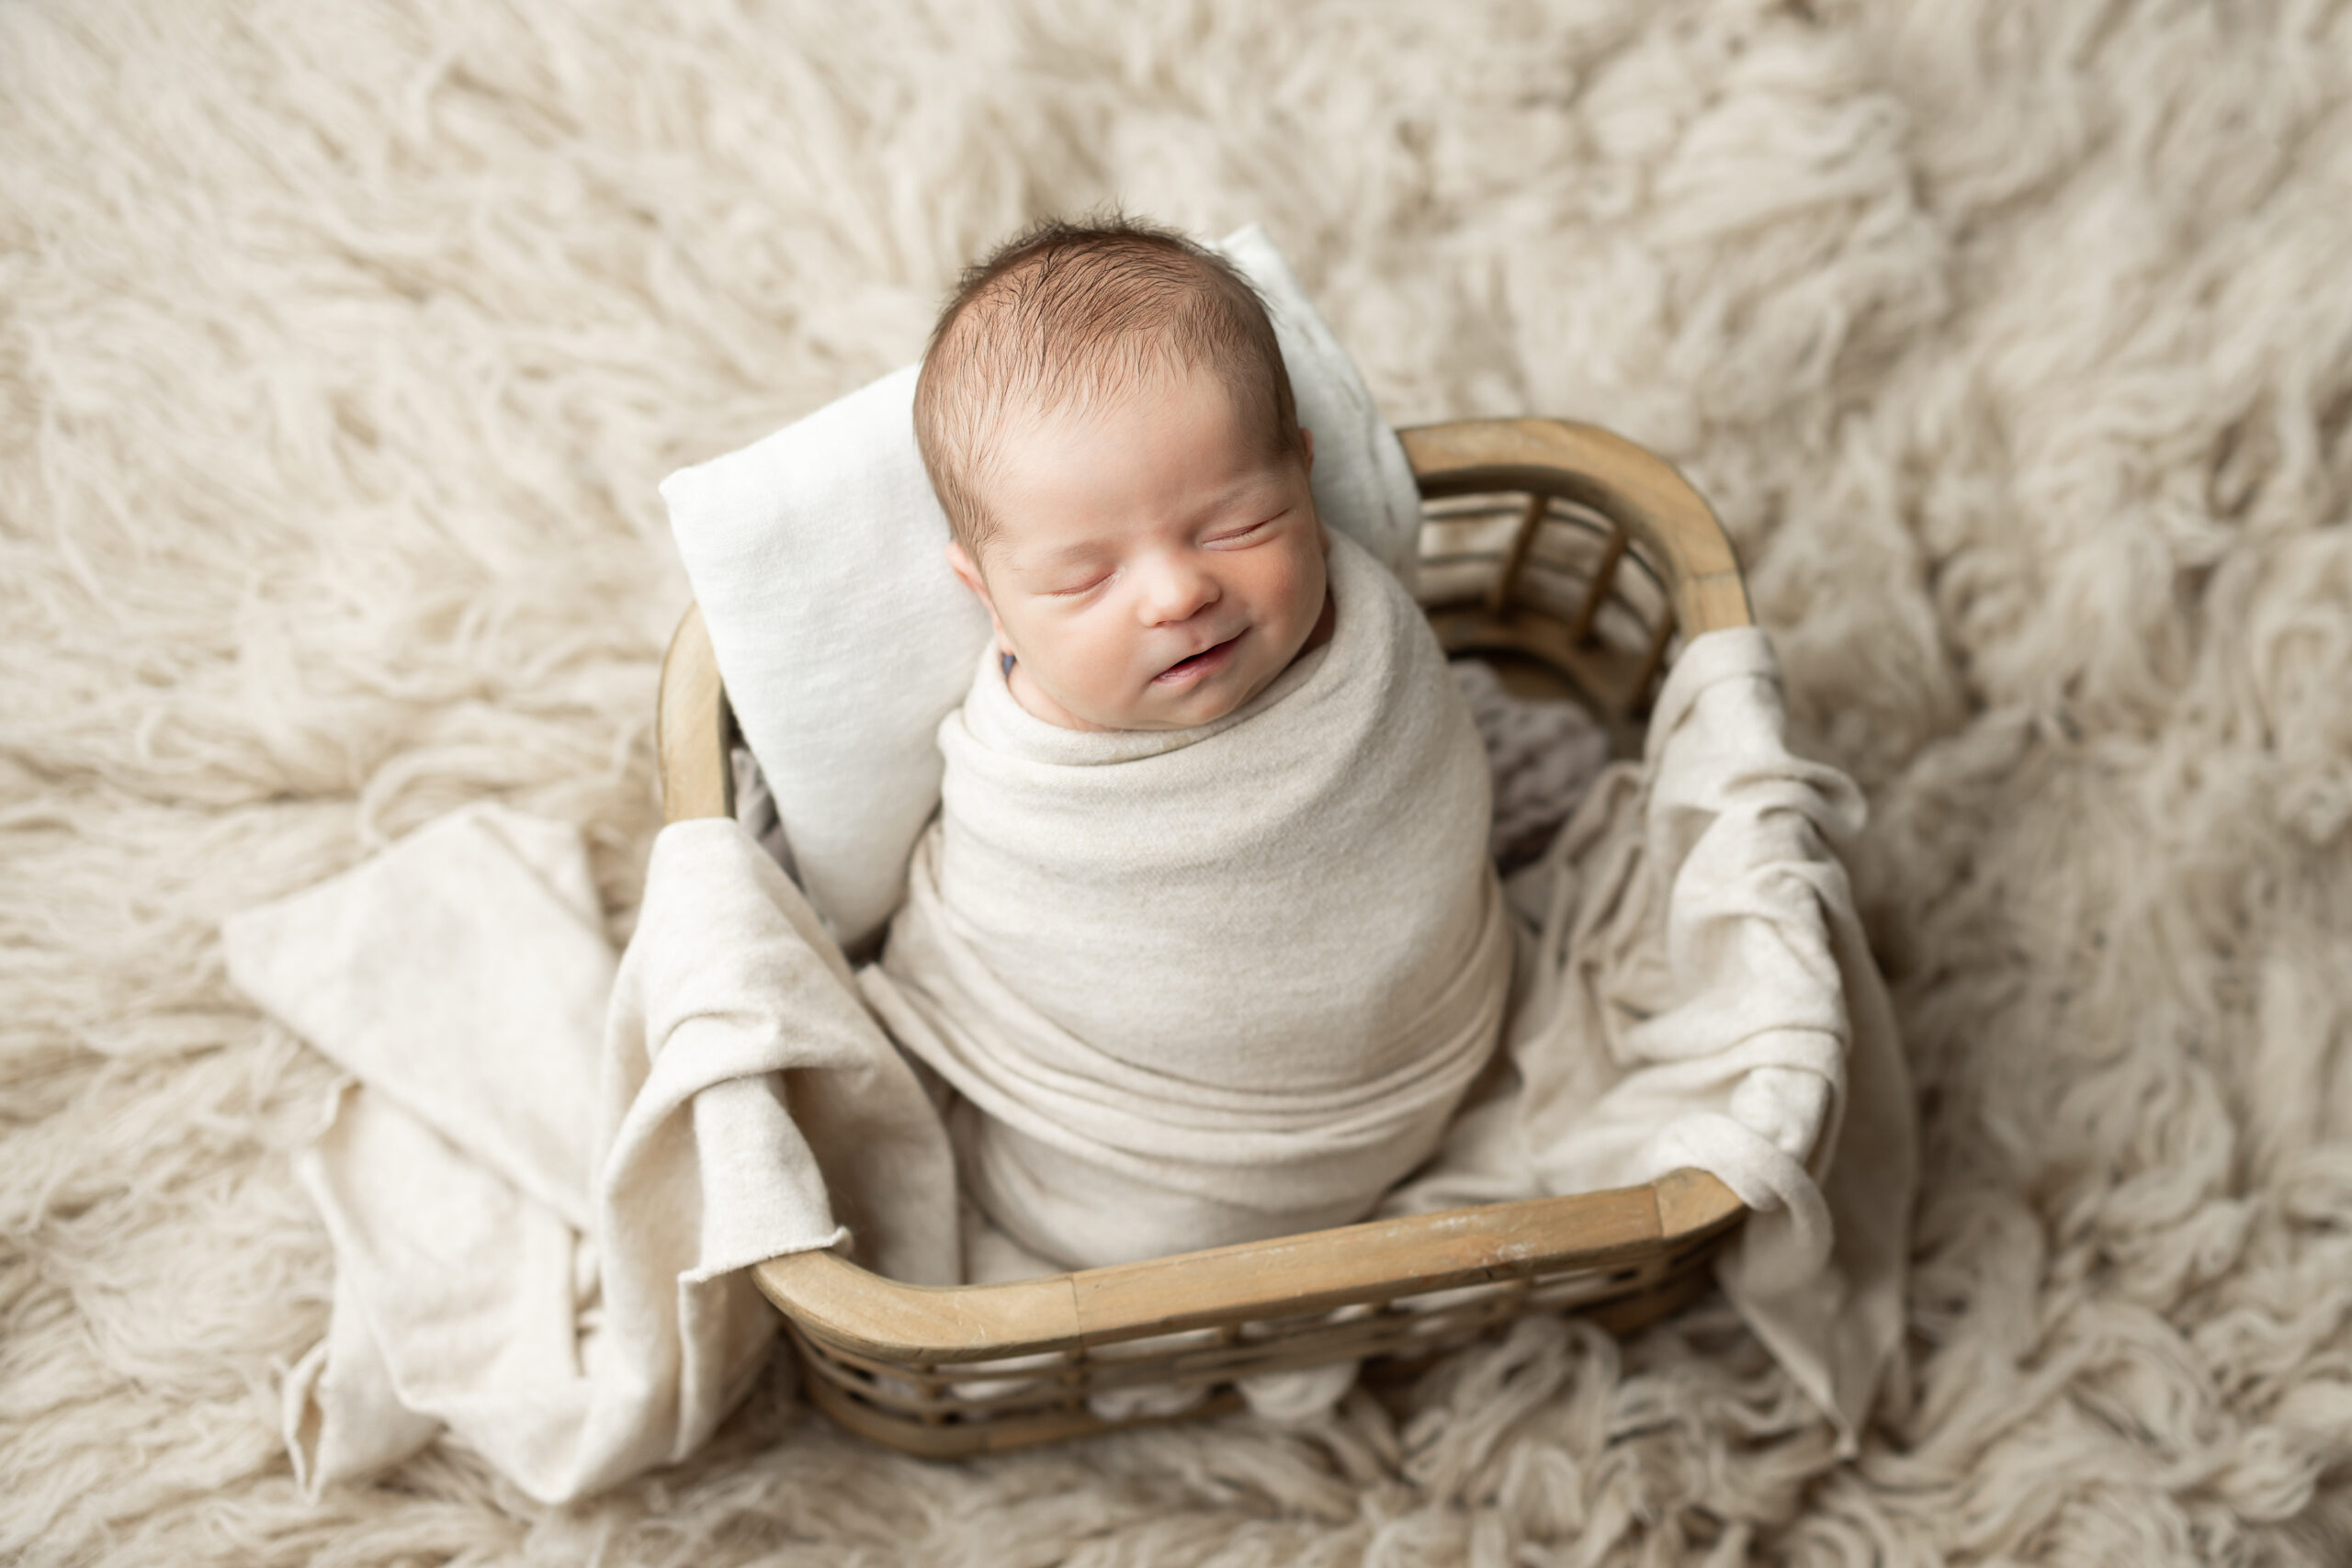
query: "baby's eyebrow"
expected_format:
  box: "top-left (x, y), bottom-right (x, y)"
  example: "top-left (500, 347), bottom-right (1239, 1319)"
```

top-left (1010, 539), bottom-right (1114, 578)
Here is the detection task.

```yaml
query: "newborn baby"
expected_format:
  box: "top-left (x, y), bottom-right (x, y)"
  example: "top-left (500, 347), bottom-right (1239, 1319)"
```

top-left (858, 218), bottom-right (1512, 1273)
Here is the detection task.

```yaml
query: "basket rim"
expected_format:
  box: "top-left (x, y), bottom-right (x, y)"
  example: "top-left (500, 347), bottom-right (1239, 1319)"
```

top-left (1396, 417), bottom-right (1750, 640)
top-left (756, 1168), bottom-right (1744, 1366)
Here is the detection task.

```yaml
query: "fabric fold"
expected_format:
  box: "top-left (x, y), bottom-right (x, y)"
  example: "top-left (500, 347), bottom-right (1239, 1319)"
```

top-left (227, 805), bottom-right (956, 1503)
top-left (1391, 626), bottom-right (1916, 1452)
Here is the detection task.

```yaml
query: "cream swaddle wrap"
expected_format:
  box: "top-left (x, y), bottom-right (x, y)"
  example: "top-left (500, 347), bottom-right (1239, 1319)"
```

top-left (862, 533), bottom-right (1512, 1269)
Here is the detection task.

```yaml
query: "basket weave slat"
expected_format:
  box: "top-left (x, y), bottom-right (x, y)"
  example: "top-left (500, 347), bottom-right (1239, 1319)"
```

top-left (655, 417), bottom-right (1759, 1456)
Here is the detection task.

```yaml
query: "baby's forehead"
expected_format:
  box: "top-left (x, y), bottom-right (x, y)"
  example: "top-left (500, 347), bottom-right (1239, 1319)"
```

top-left (980, 343), bottom-right (1225, 429)
top-left (983, 367), bottom-right (1258, 472)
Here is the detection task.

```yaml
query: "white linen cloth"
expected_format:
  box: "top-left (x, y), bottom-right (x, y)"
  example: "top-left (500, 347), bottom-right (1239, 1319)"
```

top-left (224, 805), bottom-right (956, 1504)
top-left (1390, 626), bottom-right (1916, 1452)
top-left (662, 223), bottom-right (1424, 953)
top-left (861, 532), bottom-right (1514, 1269)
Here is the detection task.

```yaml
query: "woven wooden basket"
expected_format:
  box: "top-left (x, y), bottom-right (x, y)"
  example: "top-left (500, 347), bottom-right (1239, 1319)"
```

top-left (657, 418), bottom-right (1758, 1458)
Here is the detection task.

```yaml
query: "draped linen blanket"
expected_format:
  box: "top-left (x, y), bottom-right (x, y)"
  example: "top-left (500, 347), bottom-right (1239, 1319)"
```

top-left (861, 532), bottom-right (1516, 1269)
top-left (1389, 627), bottom-right (1916, 1453)
top-left (224, 807), bottom-right (957, 1503)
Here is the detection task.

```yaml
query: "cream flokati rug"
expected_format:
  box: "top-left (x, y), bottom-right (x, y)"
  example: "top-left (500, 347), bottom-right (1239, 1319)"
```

top-left (6, 0), bottom-right (2352, 1561)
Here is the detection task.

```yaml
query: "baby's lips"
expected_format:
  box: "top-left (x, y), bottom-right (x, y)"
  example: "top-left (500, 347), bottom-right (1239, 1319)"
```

top-left (1152, 629), bottom-right (1244, 683)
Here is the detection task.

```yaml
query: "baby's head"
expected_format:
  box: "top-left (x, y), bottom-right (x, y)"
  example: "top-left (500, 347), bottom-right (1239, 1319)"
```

top-left (914, 216), bottom-right (1329, 733)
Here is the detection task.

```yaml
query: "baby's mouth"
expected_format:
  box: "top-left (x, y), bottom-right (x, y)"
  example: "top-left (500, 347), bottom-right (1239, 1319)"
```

top-left (1152, 630), bottom-right (1245, 685)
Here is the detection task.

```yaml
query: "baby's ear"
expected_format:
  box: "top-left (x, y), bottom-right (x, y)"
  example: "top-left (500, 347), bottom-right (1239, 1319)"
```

top-left (1300, 426), bottom-right (1316, 474)
top-left (944, 540), bottom-right (988, 604)
top-left (944, 541), bottom-right (1012, 649)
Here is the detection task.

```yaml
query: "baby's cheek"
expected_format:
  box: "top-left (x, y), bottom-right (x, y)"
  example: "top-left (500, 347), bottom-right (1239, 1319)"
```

top-left (1278, 543), bottom-right (1325, 625)
top-left (1077, 622), bottom-right (1142, 700)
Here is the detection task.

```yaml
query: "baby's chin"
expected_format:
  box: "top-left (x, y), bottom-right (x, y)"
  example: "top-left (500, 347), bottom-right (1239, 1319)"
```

top-left (1014, 645), bottom-right (1276, 732)
top-left (1109, 682), bottom-right (1263, 731)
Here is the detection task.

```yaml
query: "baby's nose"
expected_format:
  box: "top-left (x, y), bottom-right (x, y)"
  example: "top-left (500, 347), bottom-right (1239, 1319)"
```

top-left (1139, 554), bottom-right (1219, 624)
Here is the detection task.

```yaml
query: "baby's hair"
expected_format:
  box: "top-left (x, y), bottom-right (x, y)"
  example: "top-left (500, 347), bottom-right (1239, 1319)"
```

top-left (913, 213), bottom-right (1304, 559)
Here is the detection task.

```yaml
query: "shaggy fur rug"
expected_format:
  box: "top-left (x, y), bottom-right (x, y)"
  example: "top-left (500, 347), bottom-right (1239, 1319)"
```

top-left (7, 0), bottom-right (2352, 1561)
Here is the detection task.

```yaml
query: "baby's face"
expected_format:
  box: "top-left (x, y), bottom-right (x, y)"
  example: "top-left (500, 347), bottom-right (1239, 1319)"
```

top-left (945, 364), bottom-right (1329, 732)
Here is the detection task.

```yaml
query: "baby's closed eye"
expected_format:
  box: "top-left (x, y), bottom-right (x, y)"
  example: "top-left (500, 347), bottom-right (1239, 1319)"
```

top-left (1043, 567), bottom-right (1114, 597)
top-left (1205, 510), bottom-right (1288, 547)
